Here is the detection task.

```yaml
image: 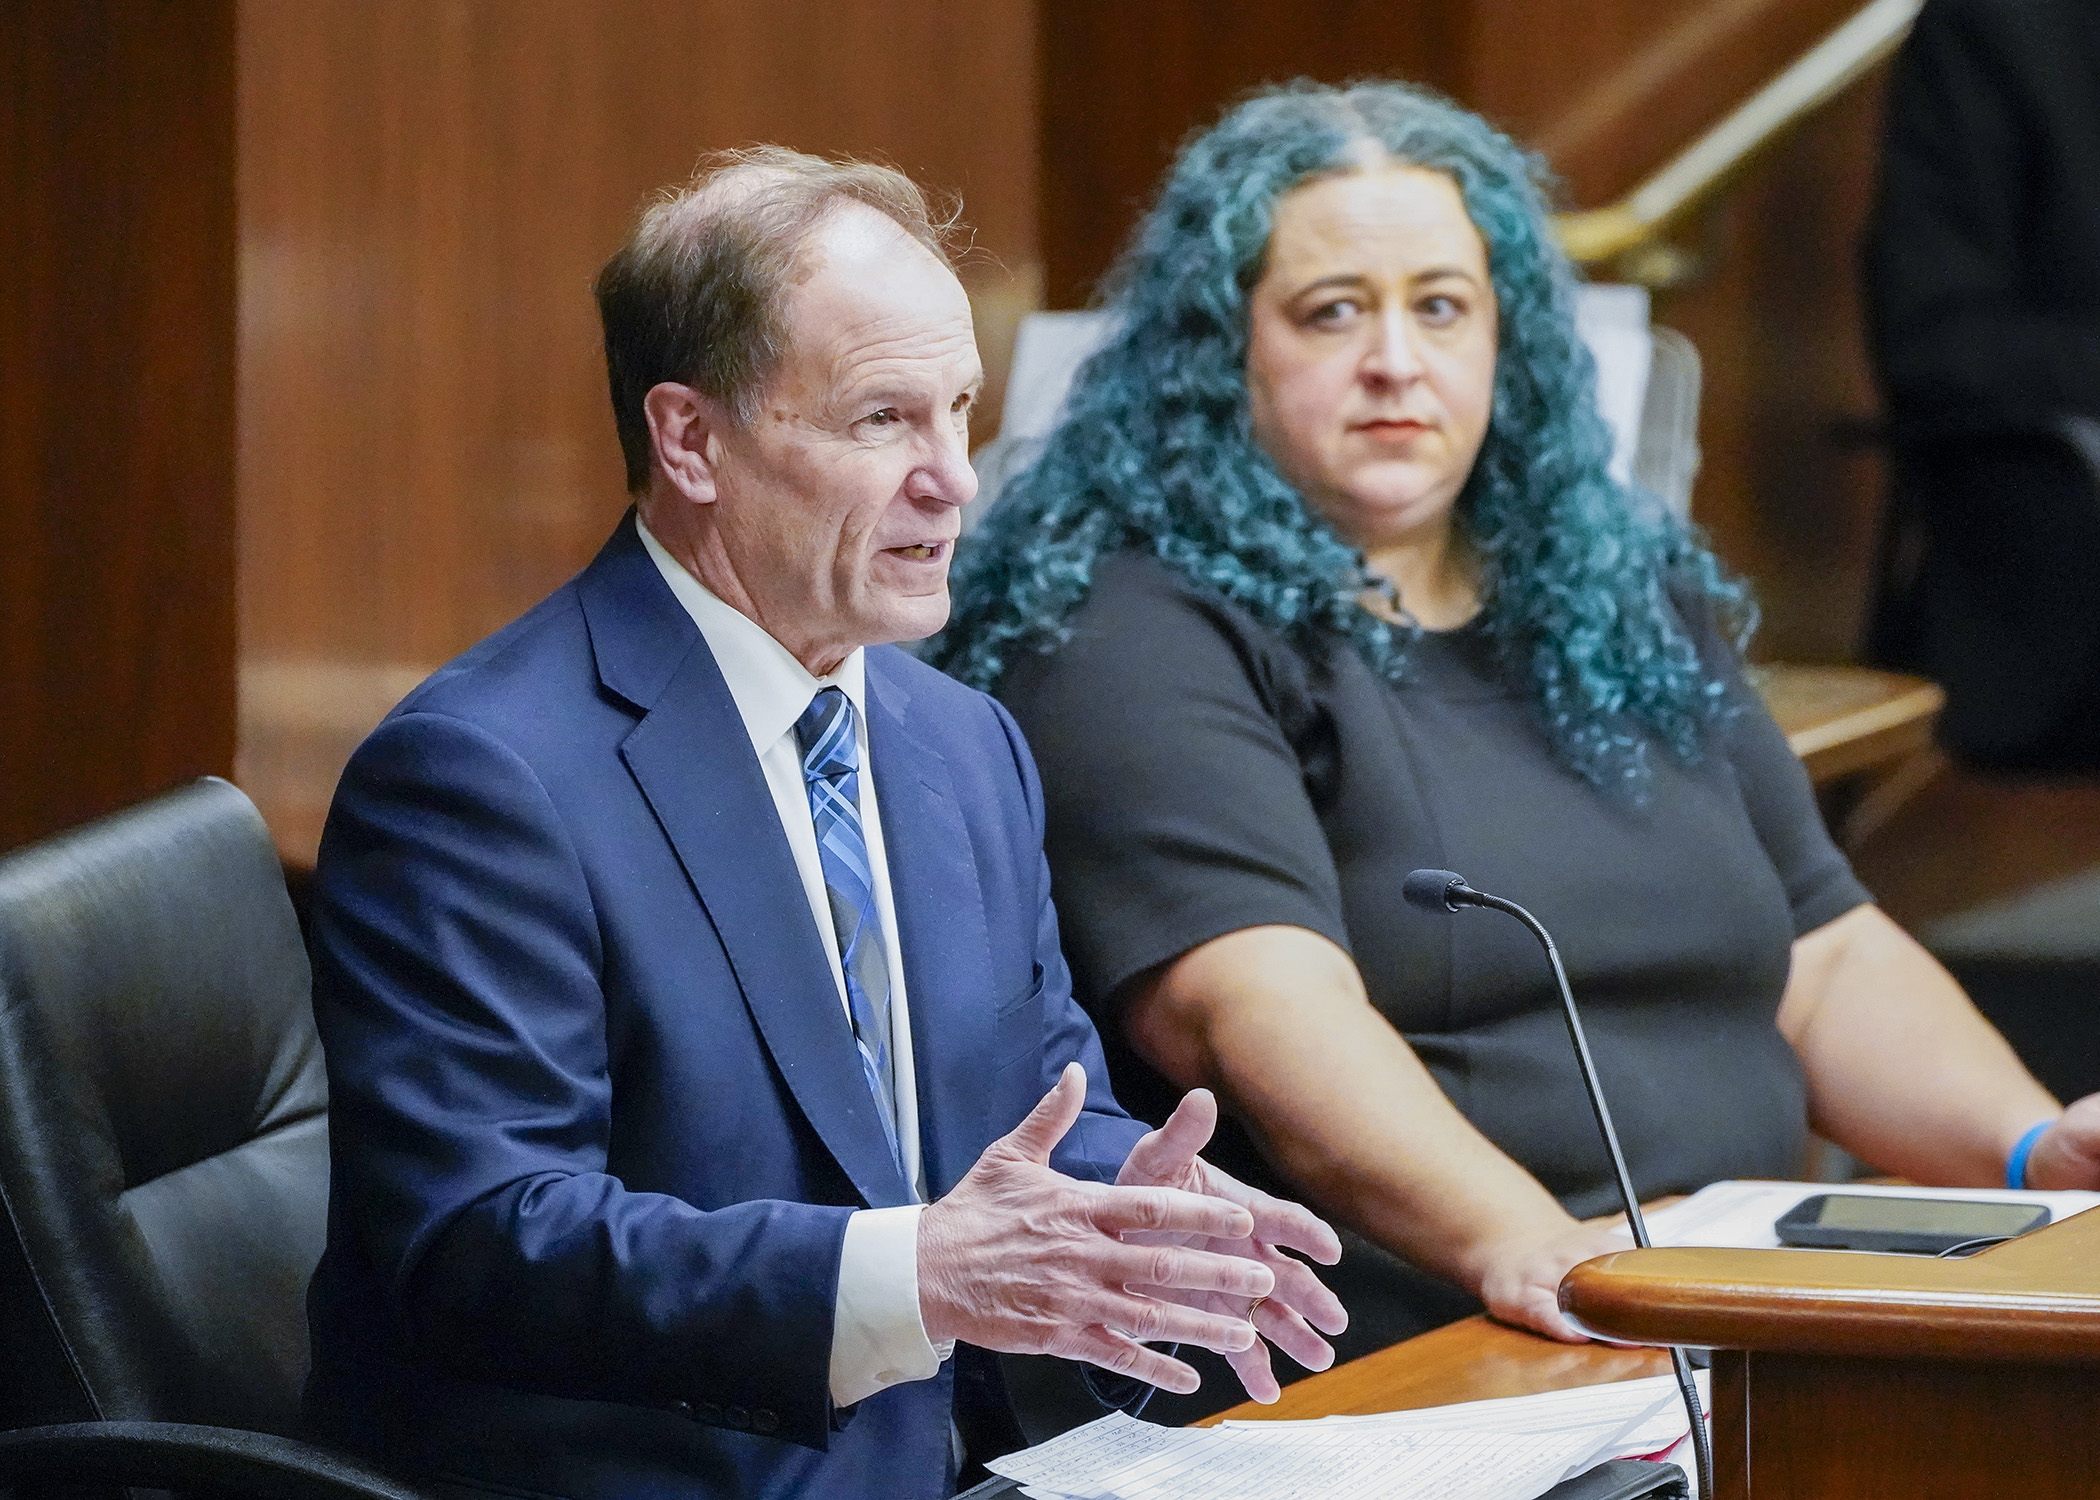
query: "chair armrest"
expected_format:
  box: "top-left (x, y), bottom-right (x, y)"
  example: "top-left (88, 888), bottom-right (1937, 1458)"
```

top-left (2055, 415), bottom-right (2100, 490)
top-left (0, 1421), bottom-right (436, 1500)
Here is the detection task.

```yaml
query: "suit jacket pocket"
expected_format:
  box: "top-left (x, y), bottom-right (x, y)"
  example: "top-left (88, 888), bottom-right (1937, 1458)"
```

top-left (992, 966), bottom-right (1044, 1071)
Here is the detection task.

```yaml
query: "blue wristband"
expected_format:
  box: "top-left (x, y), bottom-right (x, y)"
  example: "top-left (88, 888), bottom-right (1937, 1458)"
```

top-left (2007, 1119), bottom-right (2055, 1190)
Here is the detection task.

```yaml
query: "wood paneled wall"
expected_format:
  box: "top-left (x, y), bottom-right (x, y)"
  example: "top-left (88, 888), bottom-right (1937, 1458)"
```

top-left (1038, 2), bottom-right (1467, 311)
top-left (236, 0), bottom-right (1039, 861)
top-left (1460, 0), bottom-right (1888, 663)
top-left (0, 1), bottom-right (239, 854)
top-left (1649, 78), bottom-right (1890, 663)
top-left (1463, 0), bottom-right (1867, 204)
top-left (8, 0), bottom-right (1896, 862)
top-left (1036, 0), bottom-right (1891, 665)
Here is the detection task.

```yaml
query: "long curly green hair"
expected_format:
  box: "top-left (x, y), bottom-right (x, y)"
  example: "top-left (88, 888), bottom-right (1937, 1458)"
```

top-left (929, 80), bottom-right (1752, 788)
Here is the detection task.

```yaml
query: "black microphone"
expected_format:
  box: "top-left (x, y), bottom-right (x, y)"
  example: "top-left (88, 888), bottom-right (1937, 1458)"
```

top-left (1402, 868), bottom-right (1712, 1500)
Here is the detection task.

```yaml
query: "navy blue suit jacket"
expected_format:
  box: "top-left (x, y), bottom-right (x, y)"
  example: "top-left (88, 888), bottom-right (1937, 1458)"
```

top-left (304, 514), bottom-right (1147, 1499)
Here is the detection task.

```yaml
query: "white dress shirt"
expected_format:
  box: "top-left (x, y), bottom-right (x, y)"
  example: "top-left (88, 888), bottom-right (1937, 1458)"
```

top-left (639, 518), bottom-right (949, 1408)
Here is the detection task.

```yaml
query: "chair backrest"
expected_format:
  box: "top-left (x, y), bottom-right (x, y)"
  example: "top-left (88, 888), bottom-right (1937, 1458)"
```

top-left (965, 287), bottom-right (1703, 526)
top-left (1633, 325), bottom-right (1703, 518)
top-left (0, 778), bottom-right (326, 1438)
top-left (1569, 282), bottom-right (1653, 491)
top-left (962, 312), bottom-right (1118, 533)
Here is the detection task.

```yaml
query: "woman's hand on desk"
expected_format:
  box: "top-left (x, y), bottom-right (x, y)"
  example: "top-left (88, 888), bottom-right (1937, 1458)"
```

top-left (1468, 1211), bottom-right (1643, 1345)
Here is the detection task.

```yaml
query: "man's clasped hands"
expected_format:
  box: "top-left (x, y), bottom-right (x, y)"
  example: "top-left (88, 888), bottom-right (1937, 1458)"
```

top-left (917, 1062), bottom-right (1349, 1402)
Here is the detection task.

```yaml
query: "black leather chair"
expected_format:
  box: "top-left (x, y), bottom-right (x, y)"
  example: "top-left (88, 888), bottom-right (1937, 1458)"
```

top-left (0, 778), bottom-right (424, 1498)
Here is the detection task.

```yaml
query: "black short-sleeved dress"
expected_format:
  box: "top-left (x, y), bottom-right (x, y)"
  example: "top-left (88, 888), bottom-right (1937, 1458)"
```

top-left (998, 551), bottom-right (1872, 1378)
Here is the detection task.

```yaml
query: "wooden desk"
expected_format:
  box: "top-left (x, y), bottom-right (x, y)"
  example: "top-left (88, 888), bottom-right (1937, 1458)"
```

top-left (1756, 663), bottom-right (1945, 851)
top-left (1202, 1316), bottom-right (1668, 1426)
top-left (1212, 1205), bottom-right (2100, 1492)
top-left (1755, 663), bottom-right (1942, 787)
top-left (1563, 1205), bottom-right (2100, 1499)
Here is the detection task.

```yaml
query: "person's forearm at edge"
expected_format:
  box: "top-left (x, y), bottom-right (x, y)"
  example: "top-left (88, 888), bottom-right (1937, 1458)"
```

top-left (1127, 923), bottom-right (1622, 1342)
top-left (1779, 903), bottom-right (2100, 1189)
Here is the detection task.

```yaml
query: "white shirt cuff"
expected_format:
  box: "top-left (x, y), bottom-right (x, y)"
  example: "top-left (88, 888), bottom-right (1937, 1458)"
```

top-left (829, 1204), bottom-right (952, 1407)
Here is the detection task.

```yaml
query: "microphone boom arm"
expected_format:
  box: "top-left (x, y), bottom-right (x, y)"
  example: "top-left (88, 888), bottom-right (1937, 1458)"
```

top-left (1468, 890), bottom-right (1655, 1253)
top-left (1402, 869), bottom-right (1712, 1499)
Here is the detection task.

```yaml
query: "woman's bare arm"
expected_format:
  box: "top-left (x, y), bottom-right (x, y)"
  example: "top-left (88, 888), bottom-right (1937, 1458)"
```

top-left (1129, 923), bottom-right (1627, 1342)
top-left (1779, 903), bottom-right (2100, 1188)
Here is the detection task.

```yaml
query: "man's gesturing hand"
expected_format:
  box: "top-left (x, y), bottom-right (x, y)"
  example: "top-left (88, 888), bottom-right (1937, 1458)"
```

top-left (917, 1064), bottom-right (1278, 1394)
top-left (1114, 1088), bottom-right (1347, 1403)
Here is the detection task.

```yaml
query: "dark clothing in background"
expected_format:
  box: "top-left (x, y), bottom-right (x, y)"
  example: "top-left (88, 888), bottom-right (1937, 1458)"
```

top-left (1000, 553), bottom-right (1870, 1411)
top-left (1865, 0), bottom-right (2100, 765)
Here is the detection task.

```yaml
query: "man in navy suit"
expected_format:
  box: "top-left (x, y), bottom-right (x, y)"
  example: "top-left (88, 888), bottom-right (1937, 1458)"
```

top-left (303, 147), bottom-right (1346, 1500)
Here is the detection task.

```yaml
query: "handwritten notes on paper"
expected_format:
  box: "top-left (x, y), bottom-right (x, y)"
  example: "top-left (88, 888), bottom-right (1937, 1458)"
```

top-left (992, 1414), bottom-right (1590, 1500)
top-left (990, 1374), bottom-right (1704, 1500)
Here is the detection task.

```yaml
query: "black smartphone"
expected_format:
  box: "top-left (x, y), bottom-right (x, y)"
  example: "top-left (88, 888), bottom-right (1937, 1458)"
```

top-left (1774, 1192), bottom-right (2050, 1254)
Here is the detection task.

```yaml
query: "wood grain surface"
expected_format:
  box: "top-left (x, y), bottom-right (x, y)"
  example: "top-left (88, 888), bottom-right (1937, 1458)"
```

top-left (234, 0), bottom-right (1041, 863)
top-left (1200, 1315), bottom-right (1669, 1426)
top-left (1, 0), bottom-right (239, 855)
top-left (10, 3), bottom-right (1914, 865)
top-left (1036, 1), bottom-right (1464, 312)
top-left (1756, 664), bottom-right (1942, 785)
top-left (1726, 1350), bottom-right (2100, 1499)
top-left (1205, 1211), bottom-right (2100, 1497)
top-left (1564, 1203), bottom-right (2100, 1363)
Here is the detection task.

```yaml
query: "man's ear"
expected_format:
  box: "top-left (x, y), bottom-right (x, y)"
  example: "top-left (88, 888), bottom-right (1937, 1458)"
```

top-left (643, 382), bottom-right (728, 505)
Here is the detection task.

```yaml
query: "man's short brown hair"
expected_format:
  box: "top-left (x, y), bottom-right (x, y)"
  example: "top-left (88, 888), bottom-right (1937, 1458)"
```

top-left (594, 145), bottom-right (961, 494)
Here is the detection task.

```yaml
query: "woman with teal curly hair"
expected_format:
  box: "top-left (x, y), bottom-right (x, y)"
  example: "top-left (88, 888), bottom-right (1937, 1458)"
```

top-left (932, 79), bottom-right (2089, 1417)
top-left (939, 79), bottom-right (1747, 784)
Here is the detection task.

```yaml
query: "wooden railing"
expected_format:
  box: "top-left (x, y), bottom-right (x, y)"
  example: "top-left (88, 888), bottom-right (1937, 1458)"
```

top-left (1553, 0), bottom-right (1919, 284)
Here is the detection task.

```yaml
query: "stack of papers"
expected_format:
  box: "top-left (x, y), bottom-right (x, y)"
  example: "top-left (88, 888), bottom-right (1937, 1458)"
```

top-left (990, 1373), bottom-right (1706, 1500)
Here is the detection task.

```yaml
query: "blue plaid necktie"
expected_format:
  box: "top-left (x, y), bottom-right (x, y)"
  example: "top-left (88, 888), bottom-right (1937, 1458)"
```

top-left (793, 687), bottom-right (903, 1175)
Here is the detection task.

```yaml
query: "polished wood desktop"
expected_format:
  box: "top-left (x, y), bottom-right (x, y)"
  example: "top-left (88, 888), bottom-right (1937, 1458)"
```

top-left (1565, 1203), bottom-right (2100, 1498)
top-left (1760, 664), bottom-right (1945, 852)
top-left (1757, 665), bottom-right (1942, 788)
top-left (1216, 1206), bottom-right (2100, 1495)
top-left (1201, 1316), bottom-right (1669, 1427)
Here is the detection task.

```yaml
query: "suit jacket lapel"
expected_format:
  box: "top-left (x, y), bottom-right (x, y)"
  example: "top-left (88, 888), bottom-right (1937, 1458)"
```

top-left (865, 657), bottom-right (997, 1197)
top-left (580, 515), bottom-right (913, 1210)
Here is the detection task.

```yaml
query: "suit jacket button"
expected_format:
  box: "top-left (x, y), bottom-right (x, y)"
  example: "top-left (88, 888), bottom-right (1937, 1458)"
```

top-left (727, 1405), bottom-right (751, 1429)
top-left (669, 1399), bottom-right (694, 1420)
top-left (752, 1408), bottom-right (779, 1435)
